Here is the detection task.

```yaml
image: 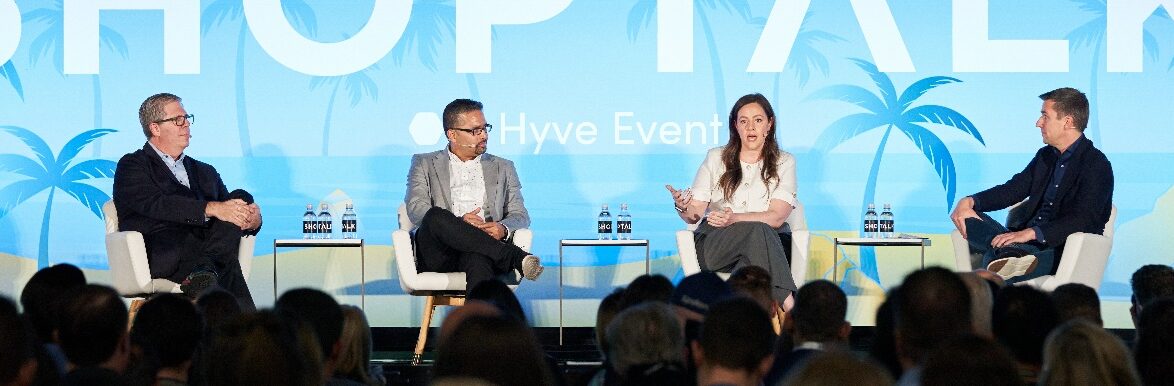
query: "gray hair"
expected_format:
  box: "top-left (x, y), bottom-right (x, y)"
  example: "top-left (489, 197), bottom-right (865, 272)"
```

top-left (138, 93), bottom-right (181, 138)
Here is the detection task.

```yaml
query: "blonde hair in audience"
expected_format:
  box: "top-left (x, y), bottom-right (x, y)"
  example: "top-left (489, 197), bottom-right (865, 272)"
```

top-left (1039, 319), bottom-right (1140, 386)
top-left (335, 305), bottom-right (377, 386)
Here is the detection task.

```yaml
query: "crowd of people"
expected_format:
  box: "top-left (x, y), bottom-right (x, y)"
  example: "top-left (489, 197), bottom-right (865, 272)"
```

top-left (2, 262), bottom-right (1172, 386)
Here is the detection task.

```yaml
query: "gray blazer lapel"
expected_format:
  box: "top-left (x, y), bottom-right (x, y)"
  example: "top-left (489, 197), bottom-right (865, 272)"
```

top-left (431, 150), bottom-right (452, 208)
top-left (482, 156), bottom-right (501, 220)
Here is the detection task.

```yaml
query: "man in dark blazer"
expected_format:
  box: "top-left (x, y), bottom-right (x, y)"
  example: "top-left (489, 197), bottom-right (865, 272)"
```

top-left (951, 87), bottom-right (1113, 283)
top-left (405, 99), bottom-right (542, 292)
top-left (113, 93), bottom-right (261, 310)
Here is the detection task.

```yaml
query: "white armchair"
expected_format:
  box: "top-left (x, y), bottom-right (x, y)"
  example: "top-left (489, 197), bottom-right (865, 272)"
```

top-left (676, 200), bottom-right (810, 286)
top-left (391, 204), bottom-right (532, 359)
top-left (103, 201), bottom-right (254, 311)
top-left (950, 203), bottom-right (1116, 291)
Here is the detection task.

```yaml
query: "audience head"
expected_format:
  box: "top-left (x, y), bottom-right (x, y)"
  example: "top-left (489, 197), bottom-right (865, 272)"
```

top-left (957, 272), bottom-right (995, 336)
top-left (468, 279), bottom-right (526, 324)
top-left (620, 274), bottom-right (674, 309)
top-left (196, 288), bottom-right (243, 332)
top-left (1134, 297), bottom-right (1174, 386)
top-left (57, 284), bottom-right (129, 371)
top-left (921, 334), bottom-right (1022, 386)
top-left (695, 297), bottom-right (775, 380)
top-left (129, 293), bottom-right (203, 370)
top-left (606, 302), bottom-right (684, 377)
top-left (595, 288), bottom-right (626, 359)
top-left (893, 267), bottom-right (972, 367)
top-left (438, 300), bottom-right (502, 347)
top-left (275, 288), bottom-right (343, 363)
top-left (204, 311), bottom-right (323, 386)
top-left (1038, 319), bottom-right (1139, 386)
top-left (0, 296), bottom-right (37, 386)
top-left (334, 305), bottom-right (374, 385)
top-left (791, 280), bottom-right (850, 344)
top-left (727, 265), bottom-right (774, 312)
top-left (868, 289), bottom-right (902, 378)
top-left (671, 272), bottom-right (732, 320)
top-left (992, 285), bottom-right (1059, 367)
top-left (1130, 264), bottom-right (1174, 324)
top-left (1051, 283), bottom-right (1102, 326)
top-left (780, 351), bottom-right (893, 386)
top-left (434, 315), bottom-right (555, 386)
top-left (19, 263), bottom-right (86, 344)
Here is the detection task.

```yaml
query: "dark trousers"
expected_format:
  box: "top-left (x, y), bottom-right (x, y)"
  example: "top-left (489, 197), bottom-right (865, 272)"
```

top-left (144, 189), bottom-right (256, 311)
top-left (694, 221), bottom-right (797, 302)
top-left (964, 212), bottom-right (1057, 283)
top-left (413, 207), bottom-right (529, 292)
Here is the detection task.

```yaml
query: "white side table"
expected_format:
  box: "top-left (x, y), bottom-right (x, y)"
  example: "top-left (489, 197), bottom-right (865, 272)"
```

top-left (273, 238), bottom-right (366, 309)
top-left (832, 237), bottom-right (931, 283)
top-left (558, 239), bottom-right (650, 345)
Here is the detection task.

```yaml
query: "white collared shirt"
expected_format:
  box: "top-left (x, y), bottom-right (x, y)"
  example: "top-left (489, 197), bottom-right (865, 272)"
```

top-left (147, 142), bottom-right (190, 188)
top-left (690, 146), bottom-right (797, 213)
top-left (447, 150), bottom-right (486, 218)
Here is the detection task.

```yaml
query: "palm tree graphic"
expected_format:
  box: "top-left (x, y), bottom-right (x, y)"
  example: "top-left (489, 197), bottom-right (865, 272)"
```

top-left (0, 126), bottom-right (117, 268)
top-left (1066, 0), bottom-right (1165, 145)
top-left (311, 62), bottom-right (379, 156)
top-left (807, 58), bottom-right (984, 284)
top-left (391, 0), bottom-right (482, 99)
top-left (628, 0), bottom-right (753, 115)
top-left (1, 61), bottom-right (23, 100)
top-left (202, 0), bottom-right (316, 157)
top-left (748, 13), bottom-right (843, 103)
top-left (24, 0), bottom-right (128, 157)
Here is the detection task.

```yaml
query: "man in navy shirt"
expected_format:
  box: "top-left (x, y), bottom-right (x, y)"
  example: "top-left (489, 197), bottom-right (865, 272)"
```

top-left (950, 87), bottom-right (1113, 282)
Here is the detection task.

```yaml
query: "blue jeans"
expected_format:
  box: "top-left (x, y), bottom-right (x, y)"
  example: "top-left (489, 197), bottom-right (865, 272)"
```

top-left (963, 213), bottom-right (1055, 283)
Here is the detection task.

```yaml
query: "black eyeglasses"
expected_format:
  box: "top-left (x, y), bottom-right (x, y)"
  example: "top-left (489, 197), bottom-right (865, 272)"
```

top-left (154, 114), bottom-right (194, 126)
top-left (448, 124), bottom-right (493, 136)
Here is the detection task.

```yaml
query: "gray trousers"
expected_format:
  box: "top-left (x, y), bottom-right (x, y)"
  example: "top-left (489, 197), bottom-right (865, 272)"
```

top-left (694, 221), bottom-right (797, 302)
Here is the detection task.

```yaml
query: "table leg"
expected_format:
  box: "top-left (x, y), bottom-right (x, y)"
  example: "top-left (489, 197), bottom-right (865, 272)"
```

top-left (272, 240), bottom-right (278, 303)
top-left (920, 243), bottom-right (925, 270)
top-left (833, 238), bottom-right (839, 283)
top-left (645, 244), bottom-right (650, 274)
top-left (360, 241), bottom-right (366, 310)
top-left (559, 243), bottom-right (564, 346)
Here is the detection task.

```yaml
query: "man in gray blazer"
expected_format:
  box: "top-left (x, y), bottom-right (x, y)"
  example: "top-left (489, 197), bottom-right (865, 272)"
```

top-left (405, 99), bottom-right (542, 292)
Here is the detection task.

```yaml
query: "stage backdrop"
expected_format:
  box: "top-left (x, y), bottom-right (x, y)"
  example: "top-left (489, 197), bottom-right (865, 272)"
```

top-left (2, 0), bottom-right (1173, 327)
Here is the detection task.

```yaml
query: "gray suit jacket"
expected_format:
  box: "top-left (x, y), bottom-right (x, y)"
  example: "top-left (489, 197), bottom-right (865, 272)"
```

top-left (405, 149), bottom-right (530, 239)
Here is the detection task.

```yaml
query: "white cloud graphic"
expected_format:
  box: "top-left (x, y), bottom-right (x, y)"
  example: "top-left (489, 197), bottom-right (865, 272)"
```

top-left (408, 112), bottom-right (444, 146)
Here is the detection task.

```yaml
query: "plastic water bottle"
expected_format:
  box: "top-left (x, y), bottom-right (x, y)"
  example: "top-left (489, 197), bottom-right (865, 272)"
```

top-left (617, 203), bottom-right (632, 240)
top-left (880, 204), bottom-right (894, 239)
top-left (342, 204), bottom-right (358, 239)
top-left (318, 203), bottom-right (333, 239)
top-left (864, 203), bottom-right (878, 238)
top-left (597, 204), bottom-right (613, 240)
top-left (302, 204), bottom-right (316, 239)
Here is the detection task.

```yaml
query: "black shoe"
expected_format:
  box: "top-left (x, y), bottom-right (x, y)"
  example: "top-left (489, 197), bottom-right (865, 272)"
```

top-left (180, 269), bottom-right (218, 299)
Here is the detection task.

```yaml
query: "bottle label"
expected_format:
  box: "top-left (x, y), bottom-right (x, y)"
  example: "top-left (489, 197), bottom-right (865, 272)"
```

top-left (312, 220), bottom-right (320, 234)
top-left (342, 219), bottom-right (357, 233)
top-left (323, 221), bottom-right (332, 234)
top-left (304, 220), bottom-right (313, 233)
top-left (865, 219), bottom-right (879, 233)
top-left (881, 220), bottom-right (893, 233)
top-left (617, 220), bottom-right (631, 234)
top-left (598, 220), bottom-right (613, 233)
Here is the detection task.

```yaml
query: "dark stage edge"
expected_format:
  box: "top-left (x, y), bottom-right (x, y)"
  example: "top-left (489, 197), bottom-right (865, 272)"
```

top-left (370, 327), bottom-right (1138, 386)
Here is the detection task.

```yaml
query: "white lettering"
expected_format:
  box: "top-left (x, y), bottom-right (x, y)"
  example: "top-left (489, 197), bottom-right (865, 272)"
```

top-left (0, 0), bottom-right (18, 66)
top-left (576, 122), bottom-right (598, 144)
top-left (614, 112), bottom-right (635, 145)
top-left (456, 0), bottom-right (572, 73)
top-left (64, 0), bottom-right (200, 74)
top-left (747, 0), bottom-right (808, 73)
top-left (499, 112), bottom-right (526, 144)
top-left (659, 122), bottom-right (682, 144)
top-left (1106, 0), bottom-right (1174, 72)
top-left (848, 0), bottom-right (914, 72)
top-left (952, 0), bottom-right (1067, 72)
top-left (657, 0), bottom-right (692, 72)
top-left (244, 0), bottom-right (410, 76)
